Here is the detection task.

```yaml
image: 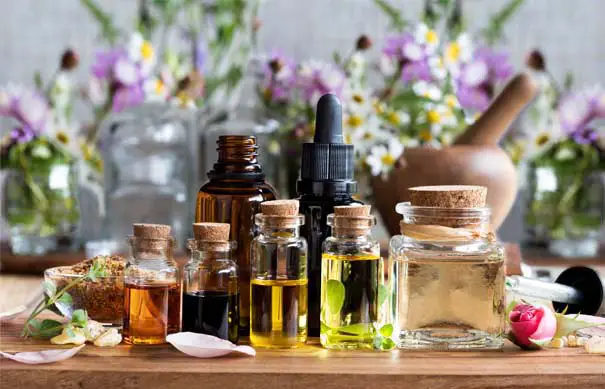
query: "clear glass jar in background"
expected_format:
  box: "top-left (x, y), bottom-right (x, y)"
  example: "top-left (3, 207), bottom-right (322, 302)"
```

top-left (524, 165), bottom-right (604, 257)
top-left (2, 162), bottom-right (79, 255)
top-left (123, 224), bottom-right (181, 345)
top-left (320, 205), bottom-right (385, 350)
top-left (390, 203), bottom-right (506, 350)
top-left (183, 238), bottom-right (239, 344)
top-left (250, 200), bottom-right (308, 348)
top-left (101, 103), bottom-right (197, 250)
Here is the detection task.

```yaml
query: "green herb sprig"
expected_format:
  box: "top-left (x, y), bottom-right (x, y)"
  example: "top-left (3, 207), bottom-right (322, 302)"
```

top-left (22, 260), bottom-right (108, 339)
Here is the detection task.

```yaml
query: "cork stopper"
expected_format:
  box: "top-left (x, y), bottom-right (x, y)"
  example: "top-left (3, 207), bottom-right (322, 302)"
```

top-left (131, 223), bottom-right (173, 253)
top-left (133, 223), bottom-right (172, 239)
top-left (261, 200), bottom-right (299, 216)
top-left (193, 222), bottom-right (230, 241)
top-left (331, 205), bottom-right (374, 235)
top-left (408, 185), bottom-right (487, 208)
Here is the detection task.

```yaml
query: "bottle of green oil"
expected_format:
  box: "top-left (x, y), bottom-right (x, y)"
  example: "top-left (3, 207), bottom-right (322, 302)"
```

top-left (320, 205), bottom-right (388, 350)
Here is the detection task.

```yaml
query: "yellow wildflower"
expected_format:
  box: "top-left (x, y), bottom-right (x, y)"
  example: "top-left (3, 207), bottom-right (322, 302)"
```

top-left (419, 129), bottom-right (433, 142)
top-left (427, 110), bottom-right (441, 124)
top-left (381, 153), bottom-right (395, 166)
top-left (426, 30), bottom-right (438, 45)
top-left (387, 111), bottom-right (400, 126)
top-left (446, 42), bottom-right (461, 63)
top-left (347, 114), bottom-right (364, 128)
top-left (141, 41), bottom-right (154, 61)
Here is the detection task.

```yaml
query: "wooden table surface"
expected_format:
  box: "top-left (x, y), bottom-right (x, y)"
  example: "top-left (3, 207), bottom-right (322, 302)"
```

top-left (1, 274), bottom-right (605, 388)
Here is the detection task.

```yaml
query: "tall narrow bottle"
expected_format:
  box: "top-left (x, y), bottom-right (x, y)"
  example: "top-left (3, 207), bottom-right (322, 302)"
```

top-left (183, 222), bottom-right (239, 344)
top-left (250, 200), bottom-right (308, 348)
top-left (196, 135), bottom-right (278, 335)
top-left (123, 223), bottom-right (181, 345)
top-left (320, 205), bottom-right (383, 350)
top-left (297, 94), bottom-right (362, 337)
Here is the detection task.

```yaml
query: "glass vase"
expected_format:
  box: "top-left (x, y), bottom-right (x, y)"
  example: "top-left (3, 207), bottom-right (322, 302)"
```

top-left (524, 165), bottom-right (604, 257)
top-left (101, 103), bottom-right (197, 249)
top-left (2, 163), bottom-right (79, 255)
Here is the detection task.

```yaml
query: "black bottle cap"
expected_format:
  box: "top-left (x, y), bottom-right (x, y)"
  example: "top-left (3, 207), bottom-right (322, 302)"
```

top-left (553, 266), bottom-right (604, 315)
top-left (297, 94), bottom-right (356, 196)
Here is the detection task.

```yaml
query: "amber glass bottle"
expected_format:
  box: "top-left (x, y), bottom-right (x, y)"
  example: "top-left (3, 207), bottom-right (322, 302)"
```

top-left (196, 135), bottom-right (277, 335)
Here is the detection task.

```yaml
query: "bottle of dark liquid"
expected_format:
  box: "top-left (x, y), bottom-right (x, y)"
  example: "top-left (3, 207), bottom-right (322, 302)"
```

top-left (196, 135), bottom-right (278, 336)
top-left (183, 222), bottom-right (239, 343)
top-left (297, 94), bottom-right (362, 337)
top-left (123, 224), bottom-right (181, 345)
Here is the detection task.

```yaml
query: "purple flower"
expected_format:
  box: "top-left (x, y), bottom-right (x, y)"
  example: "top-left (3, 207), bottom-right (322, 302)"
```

top-left (10, 125), bottom-right (35, 143)
top-left (382, 33), bottom-right (434, 83)
top-left (91, 48), bottom-right (125, 79)
top-left (296, 60), bottom-right (346, 104)
top-left (455, 47), bottom-right (513, 111)
top-left (0, 85), bottom-right (50, 134)
top-left (261, 50), bottom-right (297, 103)
top-left (112, 84), bottom-right (145, 112)
top-left (558, 86), bottom-right (605, 143)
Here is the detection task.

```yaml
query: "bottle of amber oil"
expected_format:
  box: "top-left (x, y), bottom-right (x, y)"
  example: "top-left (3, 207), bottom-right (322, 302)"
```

top-left (183, 222), bottom-right (239, 344)
top-left (123, 224), bottom-right (181, 345)
top-left (320, 205), bottom-right (383, 350)
top-left (250, 200), bottom-right (308, 348)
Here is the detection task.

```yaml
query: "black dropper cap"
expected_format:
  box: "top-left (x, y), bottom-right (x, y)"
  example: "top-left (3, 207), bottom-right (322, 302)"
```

top-left (552, 266), bottom-right (603, 315)
top-left (297, 94), bottom-right (357, 197)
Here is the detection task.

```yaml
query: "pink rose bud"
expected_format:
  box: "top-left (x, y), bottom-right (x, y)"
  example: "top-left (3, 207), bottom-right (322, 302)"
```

top-left (509, 303), bottom-right (557, 349)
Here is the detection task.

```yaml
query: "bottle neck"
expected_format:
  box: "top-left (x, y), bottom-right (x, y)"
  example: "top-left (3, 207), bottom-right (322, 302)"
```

top-left (259, 225), bottom-right (301, 239)
top-left (128, 237), bottom-right (175, 266)
top-left (208, 135), bottom-right (265, 180)
top-left (332, 228), bottom-right (373, 240)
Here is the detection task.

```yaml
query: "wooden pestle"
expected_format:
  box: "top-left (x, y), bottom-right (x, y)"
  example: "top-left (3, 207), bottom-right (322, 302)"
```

top-left (454, 73), bottom-right (538, 146)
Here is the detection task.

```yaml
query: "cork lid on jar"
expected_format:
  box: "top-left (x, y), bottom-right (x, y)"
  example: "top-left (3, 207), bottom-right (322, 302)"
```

top-left (191, 222), bottom-right (232, 251)
top-left (131, 223), bottom-right (174, 252)
top-left (330, 205), bottom-right (375, 235)
top-left (399, 185), bottom-right (491, 234)
top-left (257, 200), bottom-right (304, 228)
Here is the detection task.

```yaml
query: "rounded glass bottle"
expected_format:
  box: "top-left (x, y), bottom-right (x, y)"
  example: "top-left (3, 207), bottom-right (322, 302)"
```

top-left (183, 239), bottom-right (239, 344)
top-left (196, 135), bottom-right (278, 336)
top-left (250, 202), bottom-right (308, 348)
top-left (389, 203), bottom-right (506, 350)
top-left (320, 206), bottom-right (384, 350)
top-left (123, 224), bottom-right (181, 345)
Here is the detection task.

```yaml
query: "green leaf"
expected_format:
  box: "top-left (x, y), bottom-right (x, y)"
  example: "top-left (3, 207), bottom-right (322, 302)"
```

top-left (43, 281), bottom-right (57, 298)
top-left (481, 0), bottom-right (525, 45)
top-left (338, 323), bottom-right (373, 336)
top-left (71, 309), bottom-right (88, 328)
top-left (380, 337), bottom-right (396, 350)
top-left (37, 319), bottom-right (65, 338)
top-left (374, 0), bottom-right (406, 31)
top-left (326, 279), bottom-right (345, 315)
top-left (379, 324), bottom-right (393, 338)
top-left (378, 284), bottom-right (388, 307)
top-left (79, 0), bottom-right (120, 44)
top-left (53, 292), bottom-right (73, 317)
top-left (553, 313), bottom-right (604, 339)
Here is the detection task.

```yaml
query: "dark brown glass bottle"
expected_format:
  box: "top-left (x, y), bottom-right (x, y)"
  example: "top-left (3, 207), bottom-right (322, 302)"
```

top-left (195, 135), bottom-right (277, 335)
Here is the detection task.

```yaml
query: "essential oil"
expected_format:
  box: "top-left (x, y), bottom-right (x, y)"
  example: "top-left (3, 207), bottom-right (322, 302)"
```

top-left (319, 205), bottom-right (383, 350)
top-left (390, 186), bottom-right (506, 350)
top-left (250, 200), bottom-right (308, 348)
top-left (297, 94), bottom-right (362, 336)
top-left (123, 282), bottom-right (181, 345)
top-left (122, 223), bottom-right (181, 345)
top-left (320, 254), bottom-right (381, 349)
top-left (250, 279), bottom-right (308, 348)
top-left (182, 291), bottom-right (239, 343)
top-left (196, 136), bottom-right (277, 336)
top-left (183, 223), bottom-right (239, 343)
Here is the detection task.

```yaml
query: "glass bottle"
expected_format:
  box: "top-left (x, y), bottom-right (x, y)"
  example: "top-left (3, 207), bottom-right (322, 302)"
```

top-left (123, 223), bottom-right (181, 345)
top-left (250, 200), bottom-right (308, 348)
top-left (102, 103), bottom-right (197, 250)
top-left (183, 222), bottom-right (239, 344)
top-left (390, 186), bottom-right (506, 350)
top-left (320, 205), bottom-right (384, 350)
top-left (196, 135), bottom-right (278, 335)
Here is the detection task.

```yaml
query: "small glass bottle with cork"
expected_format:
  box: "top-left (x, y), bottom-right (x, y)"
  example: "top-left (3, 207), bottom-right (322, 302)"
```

top-left (123, 223), bottom-right (181, 345)
top-left (389, 185), bottom-right (506, 350)
top-left (183, 222), bottom-right (239, 344)
top-left (320, 205), bottom-right (385, 350)
top-left (250, 200), bottom-right (308, 348)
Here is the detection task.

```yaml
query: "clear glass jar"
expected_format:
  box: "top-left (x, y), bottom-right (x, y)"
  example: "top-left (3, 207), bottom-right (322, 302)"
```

top-left (2, 163), bottom-right (79, 255)
top-left (250, 211), bottom-right (308, 348)
top-left (390, 203), bottom-right (506, 350)
top-left (524, 165), bottom-right (604, 257)
top-left (102, 103), bottom-right (197, 249)
top-left (320, 211), bottom-right (385, 350)
top-left (183, 239), bottom-right (239, 344)
top-left (123, 226), bottom-right (181, 345)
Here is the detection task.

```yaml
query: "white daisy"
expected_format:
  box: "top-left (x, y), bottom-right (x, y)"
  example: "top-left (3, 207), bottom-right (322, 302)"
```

top-left (444, 33), bottom-right (474, 69)
top-left (127, 32), bottom-right (155, 74)
top-left (414, 23), bottom-right (439, 54)
top-left (413, 81), bottom-right (442, 101)
top-left (144, 77), bottom-right (168, 102)
top-left (379, 54), bottom-right (397, 77)
top-left (365, 138), bottom-right (404, 177)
